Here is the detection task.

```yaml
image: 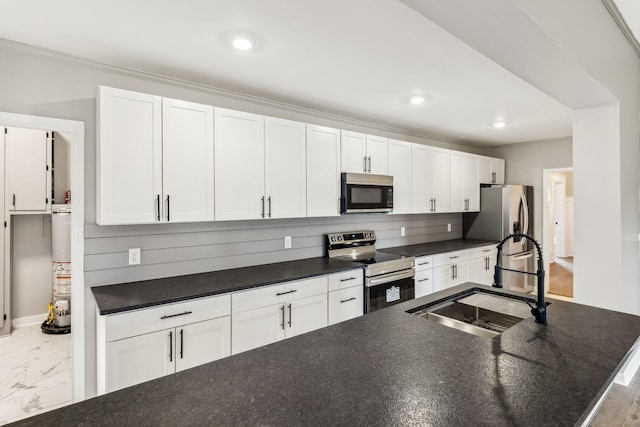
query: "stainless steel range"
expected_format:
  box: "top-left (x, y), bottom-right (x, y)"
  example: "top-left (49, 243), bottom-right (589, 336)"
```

top-left (326, 231), bottom-right (415, 313)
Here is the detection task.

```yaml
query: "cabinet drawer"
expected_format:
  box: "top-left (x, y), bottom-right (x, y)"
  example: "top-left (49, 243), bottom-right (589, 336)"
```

top-left (470, 245), bottom-right (497, 259)
top-left (415, 269), bottom-right (433, 298)
top-left (328, 286), bottom-right (363, 325)
top-left (232, 276), bottom-right (328, 314)
top-left (106, 294), bottom-right (231, 342)
top-left (414, 256), bottom-right (433, 272)
top-left (433, 250), bottom-right (469, 267)
top-left (328, 269), bottom-right (363, 292)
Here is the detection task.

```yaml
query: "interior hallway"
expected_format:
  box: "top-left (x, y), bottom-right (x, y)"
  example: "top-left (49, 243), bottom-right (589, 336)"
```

top-left (549, 256), bottom-right (573, 298)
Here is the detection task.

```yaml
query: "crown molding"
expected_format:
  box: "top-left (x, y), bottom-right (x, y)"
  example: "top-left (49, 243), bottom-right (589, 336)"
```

top-left (601, 0), bottom-right (640, 57)
top-left (0, 38), bottom-right (482, 148)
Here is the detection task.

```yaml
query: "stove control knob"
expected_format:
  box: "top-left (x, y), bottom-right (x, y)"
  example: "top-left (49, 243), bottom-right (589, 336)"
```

top-left (370, 232), bottom-right (375, 238)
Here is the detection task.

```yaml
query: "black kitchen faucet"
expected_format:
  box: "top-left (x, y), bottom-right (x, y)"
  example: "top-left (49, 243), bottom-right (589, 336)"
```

top-left (493, 233), bottom-right (547, 325)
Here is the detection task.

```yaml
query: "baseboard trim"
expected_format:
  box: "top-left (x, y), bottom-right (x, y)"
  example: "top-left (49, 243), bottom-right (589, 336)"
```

top-left (615, 337), bottom-right (640, 386)
top-left (12, 313), bottom-right (48, 328)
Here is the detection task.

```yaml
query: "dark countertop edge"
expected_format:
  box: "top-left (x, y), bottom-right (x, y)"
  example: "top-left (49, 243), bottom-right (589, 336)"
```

top-left (91, 257), bottom-right (361, 315)
top-left (379, 238), bottom-right (499, 257)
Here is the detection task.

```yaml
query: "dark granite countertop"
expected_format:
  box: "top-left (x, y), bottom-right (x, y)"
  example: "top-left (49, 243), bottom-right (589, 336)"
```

top-left (92, 257), bottom-right (360, 315)
top-left (379, 238), bottom-right (499, 257)
top-left (17, 283), bottom-right (640, 426)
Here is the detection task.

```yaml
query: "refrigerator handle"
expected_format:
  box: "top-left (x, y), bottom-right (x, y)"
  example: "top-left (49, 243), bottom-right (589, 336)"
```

top-left (521, 188), bottom-right (529, 236)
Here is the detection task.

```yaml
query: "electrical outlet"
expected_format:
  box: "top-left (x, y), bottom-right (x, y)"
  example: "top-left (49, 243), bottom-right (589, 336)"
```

top-left (128, 248), bottom-right (141, 265)
top-left (400, 227), bottom-right (406, 237)
top-left (447, 223), bottom-right (452, 232)
top-left (284, 236), bottom-right (292, 249)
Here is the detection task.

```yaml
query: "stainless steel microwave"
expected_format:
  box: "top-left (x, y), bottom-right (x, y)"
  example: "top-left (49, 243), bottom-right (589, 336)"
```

top-left (341, 173), bottom-right (393, 214)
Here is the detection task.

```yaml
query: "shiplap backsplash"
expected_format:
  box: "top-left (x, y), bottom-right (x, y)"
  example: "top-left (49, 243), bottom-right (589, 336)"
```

top-left (86, 213), bottom-right (462, 286)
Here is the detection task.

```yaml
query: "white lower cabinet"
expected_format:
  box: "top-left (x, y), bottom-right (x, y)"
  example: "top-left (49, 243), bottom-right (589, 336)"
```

top-left (414, 255), bottom-right (433, 298)
top-left (97, 294), bottom-right (231, 394)
top-left (231, 276), bottom-right (328, 355)
top-left (327, 269), bottom-right (364, 325)
top-left (432, 250), bottom-right (470, 292)
top-left (469, 245), bottom-right (498, 286)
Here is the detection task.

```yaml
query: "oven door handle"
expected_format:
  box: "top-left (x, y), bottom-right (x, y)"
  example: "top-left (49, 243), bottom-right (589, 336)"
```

top-left (366, 269), bottom-right (415, 287)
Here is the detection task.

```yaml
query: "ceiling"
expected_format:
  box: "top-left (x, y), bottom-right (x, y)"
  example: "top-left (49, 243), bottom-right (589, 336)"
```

top-left (0, 0), bottom-right (621, 147)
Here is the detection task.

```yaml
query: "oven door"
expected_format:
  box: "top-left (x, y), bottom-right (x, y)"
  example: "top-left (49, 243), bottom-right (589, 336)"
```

top-left (365, 269), bottom-right (415, 313)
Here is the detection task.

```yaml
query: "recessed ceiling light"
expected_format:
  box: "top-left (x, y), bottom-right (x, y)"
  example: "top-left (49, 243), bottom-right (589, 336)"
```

top-left (232, 37), bottom-right (254, 51)
top-left (493, 120), bottom-right (507, 129)
top-left (410, 95), bottom-right (425, 105)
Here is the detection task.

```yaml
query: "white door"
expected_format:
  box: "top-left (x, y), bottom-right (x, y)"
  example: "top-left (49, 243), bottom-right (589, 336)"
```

top-left (286, 294), bottom-right (327, 338)
top-left (306, 124), bottom-right (340, 217)
top-left (0, 128), bottom-right (4, 330)
top-left (431, 148), bottom-right (450, 212)
top-left (6, 127), bottom-right (50, 212)
top-left (162, 98), bottom-right (214, 222)
top-left (554, 181), bottom-right (567, 257)
top-left (106, 329), bottom-right (173, 392)
top-left (214, 108), bottom-right (265, 220)
top-left (340, 130), bottom-right (366, 173)
top-left (97, 86), bottom-right (162, 224)
top-left (388, 139), bottom-right (411, 214)
top-left (411, 144), bottom-right (432, 213)
top-left (231, 304), bottom-right (285, 355)
top-left (414, 269), bottom-right (433, 298)
top-left (463, 154), bottom-right (479, 211)
top-left (265, 117), bottom-right (306, 219)
top-left (328, 287), bottom-right (363, 325)
top-left (366, 135), bottom-right (388, 175)
top-left (175, 317), bottom-right (231, 372)
top-left (449, 151), bottom-right (465, 212)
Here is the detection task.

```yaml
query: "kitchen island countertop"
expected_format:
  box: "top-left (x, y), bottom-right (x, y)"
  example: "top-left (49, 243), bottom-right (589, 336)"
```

top-left (17, 283), bottom-right (640, 426)
top-left (379, 238), bottom-right (498, 257)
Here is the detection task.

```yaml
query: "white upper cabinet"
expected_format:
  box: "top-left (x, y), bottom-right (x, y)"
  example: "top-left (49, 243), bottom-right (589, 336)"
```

top-left (6, 127), bottom-right (51, 213)
top-left (450, 151), bottom-right (479, 212)
top-left (214, 108), bottom-right (265, 221)
top-left (479, 156), bottom-right (505, 185)
top-left (341, 131), bottom-right (388, 174)
top-left (97, 86), bottom-right (162, 225)
top-left (431, 147), bottom-right (450, 213)
top-left (265, 117), bottom-right (307, 219)
top-left (491, 158), bottom-right (505, 184)
top-left (388, 139), bottom-right (412, 214)
top-left (306, 124), bottom-right (341, 217)
top-left (411, 144), bottom-right (432, 213)
top-left (215, 110), bottom-right (306, 221)
top-left (162, 98), bottom-right (214, 222)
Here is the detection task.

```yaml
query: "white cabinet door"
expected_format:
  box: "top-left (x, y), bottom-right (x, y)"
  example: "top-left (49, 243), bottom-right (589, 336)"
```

top-left (287, 293), bottom-right (328, 338)
top-left (449, 150), bottom-right (465, 212)
top-left (463, 154), bottom-right (479, 211)
top-left (265, 117), bottom-right (306, 219)
top-left (388, 139), bottom-right (411, 214)
top-left (411, 144), bottom-right (432, 213)
top-left (0, 128), bottom-right (3, 332)
top-left (214, 108), bottom-right (265, 220)
top-left (478, 156), bottom-right (492, 184)
top-left (162, 98), bottom-right (214, 222)
top-left (431, 148), bottom-right (450, 212)
top-left (451, 261), bottom-right (470, 287)
top-left (432, 265), bottom-right (452, 292)
top-left (306, 124), bottom-right (340, 217)
top-left (107, 329), bottom-right (173, 392)
top-left (366, 135), bottom-right (389, 175)
top-left (491, 158), bottom-right (505, 184)
top-left (97, 86), bottom-right (162, 225)
top-left (415, 269), bottom-right (433, 298)
top-left (341, 130), bottom-right (366, 173)
top-left (328, 286), bottom-right (363, 325)
top-left (469, 256), bottom-right (486, 285)
top-left (176, 317), bottom-right (231, 372)
top-left (231, 304), bottom-right (284, 355)
top-left (6, 127), bottom-right (50, 213)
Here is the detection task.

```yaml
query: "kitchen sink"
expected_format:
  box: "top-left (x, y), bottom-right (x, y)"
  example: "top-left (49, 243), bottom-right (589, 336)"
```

top-left (408, 288), bottom-right (542, 338)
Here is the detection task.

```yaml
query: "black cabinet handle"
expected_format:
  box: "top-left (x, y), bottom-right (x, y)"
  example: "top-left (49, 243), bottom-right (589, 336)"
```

top-left (156, 195), bottom-right (160, 221)
top-left (180, 329), bottom-right (184, 359)
top-left (268, 196), bottom-right (272, 218)
top-left (166, 195), bottom-right (170, 222)
top-left (169, 331), bottom-right (173, 362)
top-left (12, 194), bottom-right (15, 208)
top-left (340, 277), bottom-right (357, 282)
top-left (261, 196), bottom-right (265, 218)
top-left (340, 297), bottom-right (357, 303)
top-left (418, 262), bottom-right (430, 266)
top-left (276, 289), bottom-right (297, 296)
top-left (417, 278), bottom-right (429, 282)
top-left (280, 305), bottom-right (285, 330)
top-left (288, 304), bottom-right (292, 327)
top-left (160, 311), bottom-right (192, 320)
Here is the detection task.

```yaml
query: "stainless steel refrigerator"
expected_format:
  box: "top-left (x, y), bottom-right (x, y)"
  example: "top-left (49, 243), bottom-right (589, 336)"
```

top-left (463, 185), bottom-right (535, 292)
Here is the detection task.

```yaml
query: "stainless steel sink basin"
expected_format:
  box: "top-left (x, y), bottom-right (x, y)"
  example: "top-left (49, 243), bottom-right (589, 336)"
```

top-left (408, 288), bottom-right (540, 338)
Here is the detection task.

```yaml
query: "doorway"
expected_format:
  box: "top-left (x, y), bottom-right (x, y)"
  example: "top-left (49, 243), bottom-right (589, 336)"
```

top-left (543, 168), bottom-right (574, 299)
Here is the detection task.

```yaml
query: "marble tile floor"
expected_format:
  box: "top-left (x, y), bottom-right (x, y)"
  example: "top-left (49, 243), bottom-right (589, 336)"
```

top-left (0, 323), bottom-right (71, 425)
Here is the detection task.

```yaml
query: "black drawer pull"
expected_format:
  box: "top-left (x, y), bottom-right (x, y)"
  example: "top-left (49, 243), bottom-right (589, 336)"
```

top-left (449, 255), bottom-right (459, 259)
top-left (341, 297), bottom-right (357, 303)
top-left (417, 278), bottom-right (429, 282)
top-left (418, 262), bottom-right (430, 266)
top-left (276, 289), bottom-right (297, 296)
top-left (161, 311), bottom-right (192, 320)
top-left (340, 277), bottom-right (357, 282)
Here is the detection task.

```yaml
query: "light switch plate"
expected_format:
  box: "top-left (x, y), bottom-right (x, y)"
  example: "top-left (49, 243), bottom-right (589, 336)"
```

top-left (129, 248), bottom-right (141, 265)
top-left (284, 236), bottom-right (292, 249)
